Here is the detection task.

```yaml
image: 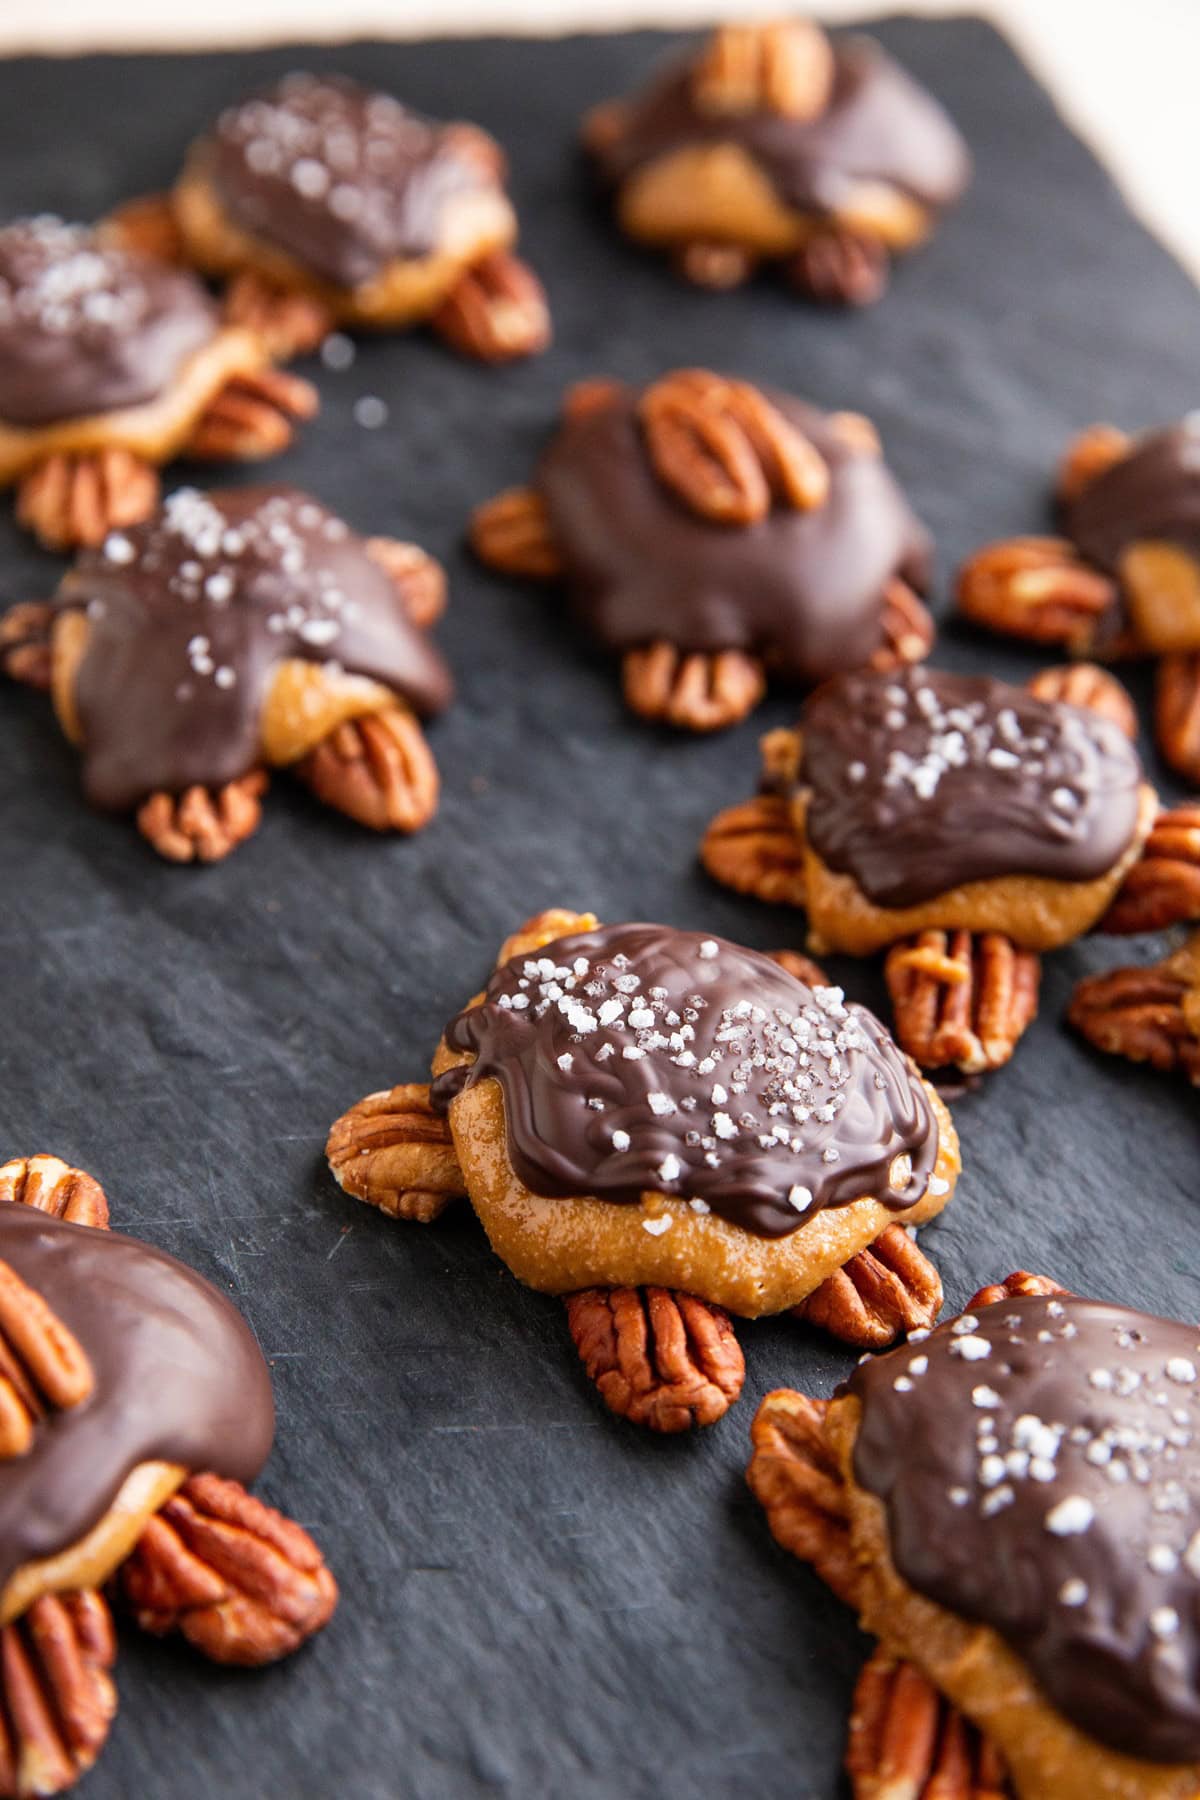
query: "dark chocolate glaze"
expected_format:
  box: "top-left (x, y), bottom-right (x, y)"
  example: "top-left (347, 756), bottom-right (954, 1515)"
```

top-left (0, 216), bottom-right (218, 428)
top-left (1067, 417), bottom-right (1200, 573)
top-left (204, 73), bottom-right (495, 289)
top-left (433, 922), bottom-right (939, 1239)
top-left (848, 1293), bottom-right (1200, 1764)
top-left (801, 667), bottom-right (1143, 908)
top-left (0, 1202), bottom-right (274, 1590)
top-left (590, 35), bottom-right (970, 218)
top-left (536, 387), bottom-right (931, 682)
top-left (54, 484), bottom-right (453, 811)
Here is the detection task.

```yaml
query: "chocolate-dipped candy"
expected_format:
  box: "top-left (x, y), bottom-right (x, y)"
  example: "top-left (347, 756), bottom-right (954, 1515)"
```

top-left (109, 72), bottom-right (549, 364)
top-left (470, 371), bottom-right (936, 732)
top-left (582, 18), bottom-right (969, 303)
top-left (327, 910), bottom-right (961, 1433)
top-left (0, 216), bottom-right (316, 551)
top-left (1, 484), bottom-right (452, 862)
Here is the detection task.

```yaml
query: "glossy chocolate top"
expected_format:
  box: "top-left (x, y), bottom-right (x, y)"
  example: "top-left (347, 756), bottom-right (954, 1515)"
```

top-left (0, 1203), bottom-right (274, 1590)
top-left (536, 387), bottom-right (931, 682)
top-left (55, 484), bottom-right (453, 811)
top-left (849, 1292), bottom-right (1200, 1764)
top-left (800, 667), bottom-right (1143, 908)
top-left (433, 922), bottom-right (939, 1239)
top-left (590, 35), bottom-right (970, 217)
top-left (0, 216), bottom-right (218, 428)
top-left (204, 73), bottom-right (495, 288)
top-left (1067, 418), bottom-right (1200, 573)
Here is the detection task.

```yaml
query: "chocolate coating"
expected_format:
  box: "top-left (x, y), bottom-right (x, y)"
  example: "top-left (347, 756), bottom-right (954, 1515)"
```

top-left (0, 216), bottom-right (218, 428)
top-left (848, 1293), bottom-right (1200, 1764)
top-left (801, 667), bottom-right (1143, 908)
top-left (54, 484), bottom-right (453, 811)
top-left (0, 1202), bottom-right (274, 1590)
top-left (433, 922), bottom-right (939, 1239)
top-left (590, 35), bottom-right (970, 219)
top-left (536, 387), bottom-right (931, 681)
top-left (204, 73), bottom-right (495, 289)
top-left (1067, 417), bottom-right (1200, 573)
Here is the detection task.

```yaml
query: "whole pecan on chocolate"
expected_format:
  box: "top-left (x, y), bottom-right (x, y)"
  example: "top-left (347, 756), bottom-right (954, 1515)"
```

top-left (564, 1286), bottom-right (745, 1432)
top-left (845, 1648), bottom-right (1012, 1800)
top-left (0, 1591), bottom-right (117, 1798)
top-left (885, 930), bottom-right (1041, 1075)
top-left (469, 487), bottom-right (564, 580)
top-left (1069, 935), bottom-right (1200, 1085)
top-left (1099, 805), bottom-right (1200, 935)
top-left (185, 368), bottom-right (319, 462)
top-left (788, 228), bottom-right (889, 308)
top-left (1156, 650), bottom-right (1200, 785)
top-left (16, 450), bottom-right (160, 553)
top-left (326, 1082), bottom-right (464, 1223)
top-left (431, 252), bottom-right (551, 363)
top-left (0, 1157), bottom-right (108, 1230)
top-left (700, 793), bottom-right (808, 908)
top-left (136, 771), bottom-right (269, 865)
top-left (691, 20), bottom-right (835, 121)
top-left (1025, 662), bottom-right (1138, 740)
top-left (956, 536), bottom-right (1117, 651)
top-left (638, 370), bottom-right (829, 526)
top-left (746, 1390), bottom-right (861, 1605)
top-left (622, 640), bottom-right (766, 732)
top-left (0, 1256), bottom-right (94, 1459)
top-left (794, 1224), bottom-right (943, 1349)
top-left (0, 604), bottom-right (55, 691)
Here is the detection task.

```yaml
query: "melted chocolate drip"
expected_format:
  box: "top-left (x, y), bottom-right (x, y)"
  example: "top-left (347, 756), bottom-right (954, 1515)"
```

top-left (0, 1203), bottom-right (274, 1590)
top-left (801, 667), bottom-right (1143, 908)
top-left (204, 73), bottom-right (494, 289)
top-left (1067, 417), bottom-right (1200, 574)
top-left (433, 922), bottom-right (939, 1239)
top-left (590, 35), bottom-right (970, 218)
top-left (536, 388), bottom-right (931, 682)
top-left (848, 1293), bottom-right (1200, 1764)
top-left (54, 484), bottom-right (453, 811)
top-left (0, 217), bottom-right (218, 428)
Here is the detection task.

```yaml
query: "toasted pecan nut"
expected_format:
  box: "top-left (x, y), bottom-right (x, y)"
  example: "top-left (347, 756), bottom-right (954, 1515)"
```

top-left (759, 725), bottom-right (803, 794)
top-left (692, 20), bottom-right (835, 121)
top-left (0, 1159), bottom-right (108, 1231)
top-left (364, 537), bottom-right (447, 631)
top-left (885, 930), bottom-right (1041, 1074)
top-left (118, 1473), bottom-right (336, 1666)
top-left (871, 578), bottom-right (936, 672)
top-left (1099, 805), bottom-right (1200, 935)
top-left (673, 242), bottom-right (757, 291)
top-left (968, 1271), bottom-right (1070, 1311)
top-left (1055, 422), bottom-right (1131, 506)
top-left (562, 378), bottom-right (625, 423)
top-left (326, 1083), bottom-right (463, 1224)
top-left (793, 1224), bottom-right (943, 1349)
top-left (15, 450), bottom-right (159, 552)
top-left (564, 1286), bottom-right (745, 1432)
top-left (766, 949), bottom-right (828, 988)
top-left (1069, 935), bottom-right (1200, 1084)
top-left (846, 1648), bottom-right (1012, 1800)
top-left (294, 705), bottom-right (438, 833)
top-left (0, 605), bottom-right (54, 691)
top-left (746, 1389), bottom-right (860, 1605)
top-left (470, 486), bottom-right (564, 580)
top-left (788, 228), bottom-right (889, 308)
top-left (622, 641), bottom-right (766, 732)
top-left (639, 370), bottom-right (829, 525)
top-left (185, 366), bottom-right (318, 462)
top-left (956, 536), bottom-right (1118, 651)
top-left (431, 252), bottom-right (551, 363)
top-left (700, 794), bottom-right (807, 908)
top-left (222, 269), bottom-right (333, 362)
top-left (0, 1257), bottom-right (93, 1460)
top-left (136, 770), bottom-right (268, 864)
top-left (1025, 662), bottom-right (1138, 739)
top-left (101, 191), bottom-right (184, 264)
top-left (1156, 651), bottom-right (1200, 785)
top-left (497, 909), bottom-right (597, 966)
top-left (0, 1591), bottom-right (116, 1798)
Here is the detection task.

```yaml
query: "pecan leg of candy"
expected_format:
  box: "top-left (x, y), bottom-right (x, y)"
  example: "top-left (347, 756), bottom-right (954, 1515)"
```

top-left (1, 485), bottom-right (453, 863)
top-left (885, 929), bottom-right (1041, 1077)
top-left (472, 372), bottom-right (936, 732)
top-left (1098, 806), bottom-right (1200, 935)
top-left (124, 74), bottom-right (548, 359)
top-left (0, 218), bottom-right (319, 552)
top-left (1069, 933), bottom-right (1200, 1086)
top-left (1156, 651), bottom-right (1200, 785)
top-left (581, 19), bottom-right (969, 303)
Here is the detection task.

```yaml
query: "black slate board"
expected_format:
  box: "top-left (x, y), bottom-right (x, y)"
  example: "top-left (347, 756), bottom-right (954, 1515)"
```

top-left (0, 16), bottom-right (1196, 1798)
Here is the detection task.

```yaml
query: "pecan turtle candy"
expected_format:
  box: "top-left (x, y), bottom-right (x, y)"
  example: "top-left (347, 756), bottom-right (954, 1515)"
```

top-left (1, 483), bottom-right (453, 862)
top-left (582, 18), bottom-right (970, 303)
top-left (958, 416), bottom-right (1200, 789)
top-left (0, 1153), bottom-right (337, 1796)
top-left (748, 1271), bottom-right (1200, 1799)
top-left (108, 73), bottom-right (549, 365)
top-left (471, 371), bottom-right (937, 732)
top-left (327, 910), bottom-right (961, 1434)
top-left (0, 216), bottom-right (316, 551)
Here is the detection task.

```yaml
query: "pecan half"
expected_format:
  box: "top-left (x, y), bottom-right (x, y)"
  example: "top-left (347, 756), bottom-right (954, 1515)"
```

top-left (885, 930), bottom-right (1041, 1074)
top-left (846, 1648), bottom-right (1012, 1800)
top-left (0, 1158), bottom-right (108, 1230)
top-left (1025, 661), bottom-right (1138, 739)
top-left (0, 604), bottom-right (54, 691)
top-left (788, 229), bottom-right (889, 308)
top-left (1069, 936), bottom-right (1200, 1084)
top-left (639, 370), bottom-right (829, 525)
top-left (16, 450), bottom-right (159, 552)
top-left (794, 1224), bottom-right (943, 1349)
top-left (364, 538), bottom-right (447, 630)
top-left (136, 770), bottom-right (268, 864)
top-left (118, 1473), bottom-right (336, 1666)
top-left (766, 949), bottom-right (828, 988)
top-left (700, 795), bottom-right (807, 908)
top-left (563, 378), bottom-right (625, 423)
top-left (871, 578), bottom-right (936, 672)
top-left (223, 270), bottom-right (333, 361)
top-left (1055, 422), bottom-right (1130, 506)
top-left (469, 487), bottom-right (563, 580)
top-left (0, 1257), bottom-right (93, 1459)
top-left (185, 367), bottom-right (318, 462)
top-left (564, 1287), bottom-right (744, 1432)
top-left (326, 1083), bottom-right (463, 1224)
top-left (1099, 805), bottom-right (1200, 935)
top-left (497, 909), bottom-right (597, 966)
top-left (431, 252), bottom-right (551, 363)
top-left (673, 242), bottom-right (757, 291)
top-left (968, 1271), bottom-right (1069, 1311)
top-left (101, 191), bottom-right (184, 263)
top-left (294, 705), bottom-right (437, 833)
top-left (956, 536), bottom-right (1118, 651)
top-left (0, 1592), bottom-right (117, 1798)
top-left (746, 1390), bottom-right (860, 1605)
top-left (622, 641), bottom-right (766, 732)
top-left (1156, 650), bottom-right (1200, 785)
top-left (692, 20), bottom-right (834, 121)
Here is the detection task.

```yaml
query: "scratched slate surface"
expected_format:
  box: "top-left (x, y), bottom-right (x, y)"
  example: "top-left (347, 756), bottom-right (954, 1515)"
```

top-left (0, 15), bottom-right (1196, 1798)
